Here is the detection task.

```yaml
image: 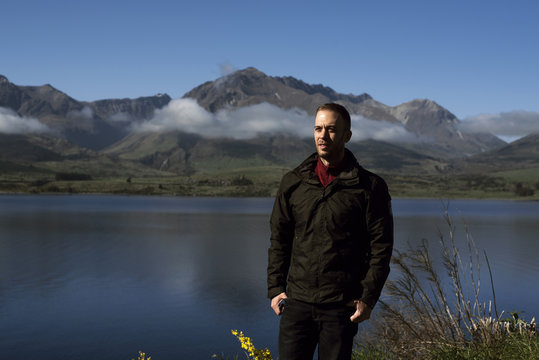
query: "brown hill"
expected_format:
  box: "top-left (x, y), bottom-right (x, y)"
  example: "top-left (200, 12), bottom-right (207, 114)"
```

top-left (450, 134), bottom-right (539, 173)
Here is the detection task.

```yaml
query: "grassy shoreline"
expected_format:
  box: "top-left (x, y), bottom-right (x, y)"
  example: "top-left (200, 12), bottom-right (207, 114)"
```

top-left (1, 169), bottom-right (539, 200)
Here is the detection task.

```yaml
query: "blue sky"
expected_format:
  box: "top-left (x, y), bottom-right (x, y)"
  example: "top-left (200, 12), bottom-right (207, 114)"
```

top-left (2, 0), bottom-right (538, 137)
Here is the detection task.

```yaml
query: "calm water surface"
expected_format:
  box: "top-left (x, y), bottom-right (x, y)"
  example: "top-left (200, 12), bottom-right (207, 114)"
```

top-left (0, 195), bottom-right (538, 360)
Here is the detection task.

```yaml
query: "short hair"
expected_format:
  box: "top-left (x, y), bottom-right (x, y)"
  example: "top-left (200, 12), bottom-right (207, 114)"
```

top-left (316, 103), bottom-right (351, 131)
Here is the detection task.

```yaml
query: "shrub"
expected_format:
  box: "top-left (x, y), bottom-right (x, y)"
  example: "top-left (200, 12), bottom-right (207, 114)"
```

top-left (358, 207), bottom-right (538, 359)
top-left (231, 175), bottom-right (254, 186)
top-left (55, 172), bottom-right (92, 181)
top-left (514, 182), bottom-right (535, 196)
top-left (31, 179), bottom-right (50, 186)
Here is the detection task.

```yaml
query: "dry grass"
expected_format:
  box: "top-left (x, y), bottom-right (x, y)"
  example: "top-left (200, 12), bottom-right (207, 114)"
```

top-left (356, 205), bottom-right (538, 359)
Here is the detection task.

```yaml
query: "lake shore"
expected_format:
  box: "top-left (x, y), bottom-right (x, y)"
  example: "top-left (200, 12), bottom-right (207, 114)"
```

top-left (1, 174), bottom-right (538, 201)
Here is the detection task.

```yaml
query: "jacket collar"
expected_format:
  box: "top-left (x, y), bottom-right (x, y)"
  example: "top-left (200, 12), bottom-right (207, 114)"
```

top-left (295, 148), bottom-right (361, 186)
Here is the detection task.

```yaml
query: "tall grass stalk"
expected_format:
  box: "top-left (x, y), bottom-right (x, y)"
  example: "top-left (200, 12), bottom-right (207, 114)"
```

top-left (358, 206), bottom-right (537, 359)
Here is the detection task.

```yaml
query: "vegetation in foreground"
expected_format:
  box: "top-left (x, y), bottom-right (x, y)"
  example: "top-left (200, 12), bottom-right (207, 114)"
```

top-left (350, 209), bottom-right (538, 359)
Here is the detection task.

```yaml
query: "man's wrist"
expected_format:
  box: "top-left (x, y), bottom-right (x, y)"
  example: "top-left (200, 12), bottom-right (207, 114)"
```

top-left (358, 298), bottom-right (375, 309)
top-left (268, 288), bottom-right (286, 300)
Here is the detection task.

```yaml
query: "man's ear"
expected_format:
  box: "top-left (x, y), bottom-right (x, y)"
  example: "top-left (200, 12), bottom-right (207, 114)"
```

top-left (345, 130), bottom-right (352, 143)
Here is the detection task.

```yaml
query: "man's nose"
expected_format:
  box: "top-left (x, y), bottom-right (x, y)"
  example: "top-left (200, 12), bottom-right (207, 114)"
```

top-left (321, 129), bottom-right (330, 138)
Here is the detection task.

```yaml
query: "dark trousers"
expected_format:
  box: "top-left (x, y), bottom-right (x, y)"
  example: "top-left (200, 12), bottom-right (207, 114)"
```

top-left (278, 298), bottom-right (359, 360)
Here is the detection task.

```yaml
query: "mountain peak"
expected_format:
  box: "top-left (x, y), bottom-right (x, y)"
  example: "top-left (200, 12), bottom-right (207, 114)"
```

top-left (390, 98), bottom-right (460, 136)
top-left (395, 98), bottom-right (457, 118)
top-left (1, 70), bottom-right (505, 158)
top-left (184, 67), bottom-right (373, 113)
top-left (234, 67), bottom-right (265, 76)
top-left (403, 98), bottom-right (441, 108)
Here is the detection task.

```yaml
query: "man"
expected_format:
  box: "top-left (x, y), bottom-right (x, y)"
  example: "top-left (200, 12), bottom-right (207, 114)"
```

top-left (267, 103), bottom-right (394, 360)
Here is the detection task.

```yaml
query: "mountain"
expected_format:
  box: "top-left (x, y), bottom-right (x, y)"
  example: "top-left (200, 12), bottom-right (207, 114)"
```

top-left (386, 99), bottom-right (505, 157)
top-left (0, 133), bottom-right (64, 163)
top-left (2, 70), bottom-right (503, 157)
top-left (103, 131), bottom-right (443, 176)
top-left (103, 131), bottom-right (314, 174)
top-left (184, 68), bottom-right (504, 157)
top-left (0, 68), bottom-right (518, 180)
top-left (184, 67), bottom-right (374, 114)
top-left (89, 94), bottom-right (171, 123)
top-left (0, 75), bottom-right (171, 150)
top-left (450, 133), bottom-right (539, 173)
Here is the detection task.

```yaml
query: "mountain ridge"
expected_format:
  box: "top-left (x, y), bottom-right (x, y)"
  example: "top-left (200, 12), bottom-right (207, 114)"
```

top-left (1, 69), bottom-right (503, 152)
top-left (0, 68), bottom-right (528, 182)
top-left (183, 68), bottom-right (504, 156)
top-left (0, 74), bottom-right (172, 149)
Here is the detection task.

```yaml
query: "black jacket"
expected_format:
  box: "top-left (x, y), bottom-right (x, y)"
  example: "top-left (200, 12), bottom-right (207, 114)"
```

top-left (267, 150), bottom-right (394, 307)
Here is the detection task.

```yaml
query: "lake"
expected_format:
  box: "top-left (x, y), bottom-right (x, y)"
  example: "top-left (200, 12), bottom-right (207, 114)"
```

top-left (0, 195), bottom-right (538, 359)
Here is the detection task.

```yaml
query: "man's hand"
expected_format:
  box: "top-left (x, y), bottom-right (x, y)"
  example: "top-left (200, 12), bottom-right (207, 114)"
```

top-left (348, 300), bottom-right (372, 323)
top-left (270, 292), bottom-right (288, 315)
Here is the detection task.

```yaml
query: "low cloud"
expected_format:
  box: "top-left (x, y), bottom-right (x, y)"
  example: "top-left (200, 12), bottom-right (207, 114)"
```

top-left (460, 111), bottom-right (539, 141)
top-left (107, 112), bottom-right (132, 123)
top-left (351, 115), bottom-right (420, 142)
top-left (0, 107), bottom-right (51, 134)
top-left (133, 98), bottom-right (216, 134)
top-left (214, 102), bottom-right (313, 138)
top-left (214, 62), bottom-right (238, 90)
top-left (67, 106), bottom-right (94, 119)
top-left (133, 99), bottom-right (312, 138)
top-left (219, 61), bottom-right (237, 77)
top-left (134, 99), bottom-right (419, 142)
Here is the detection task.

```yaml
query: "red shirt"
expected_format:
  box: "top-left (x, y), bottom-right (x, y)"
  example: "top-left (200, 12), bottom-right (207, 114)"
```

top-left (315, 157), bottom-right (346, 188)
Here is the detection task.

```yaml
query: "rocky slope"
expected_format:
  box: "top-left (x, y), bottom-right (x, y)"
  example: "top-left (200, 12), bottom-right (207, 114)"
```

top-left (0, 69), bottom-right (512, 176)
top-left (0, 75), bottom-right (171, 149)
top-left (184, 68), bottom-right (504, 156)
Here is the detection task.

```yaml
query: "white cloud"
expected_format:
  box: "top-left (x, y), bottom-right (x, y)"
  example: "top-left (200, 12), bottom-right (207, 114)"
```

top-left (133, 99), bottom-right (313, 138)
top-left (0, 107), bottom-right (51, 134)
top-left (350, 115), bottom-right (420, 142)
top-left (67, 106), bottom-right (94, 119)
top-left (219, 61), bottom-right (237, 77)
top-left (213, 62), bottom-right (238, 90)
top-left (460, 110), bottom-right (539, 140)
top-left (133, 98), bottom-right (215, 134)
top-left (214, 102), bottom-right (313, 138)
top-left (134, 99), bottom-right (421, 141)
top-left (108, 112), bottom-right (132, 123)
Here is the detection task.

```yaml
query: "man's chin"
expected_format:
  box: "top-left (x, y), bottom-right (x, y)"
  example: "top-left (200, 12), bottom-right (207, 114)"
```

top-left (317, 147), bottom-right (330, 156)
top-left (317, 150), bottom-right (327, 158)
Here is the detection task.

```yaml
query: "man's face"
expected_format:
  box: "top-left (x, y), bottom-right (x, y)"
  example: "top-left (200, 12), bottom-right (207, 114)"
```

top-left (314, 109), bottom-right (352, 165)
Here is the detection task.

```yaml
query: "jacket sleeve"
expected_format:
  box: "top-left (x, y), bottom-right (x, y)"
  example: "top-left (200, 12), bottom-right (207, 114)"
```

top-left (359, 176), bottom-right (394, 308)
top-left (267, 176), bottom-right (295, 300)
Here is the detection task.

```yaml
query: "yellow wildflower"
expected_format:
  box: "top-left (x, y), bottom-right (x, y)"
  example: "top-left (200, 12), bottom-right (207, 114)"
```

top-left (231, 329), bottom-right (273, 360)
top-left (132, 350), bottom-right (151, 360)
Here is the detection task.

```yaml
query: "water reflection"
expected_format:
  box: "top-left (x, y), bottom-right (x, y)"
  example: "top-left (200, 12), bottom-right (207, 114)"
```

top-left (0, 195), bottom-right (538, 360)
top-left (0, 200), bottom-right (273, 359)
